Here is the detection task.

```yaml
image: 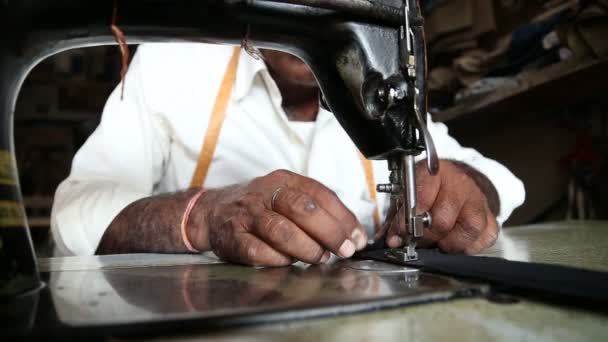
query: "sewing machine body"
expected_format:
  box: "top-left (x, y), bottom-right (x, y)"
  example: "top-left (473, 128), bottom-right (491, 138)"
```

top-left (0, 0), bottom-right (429, 298)
top-left (1, 0), bottom-right (409, 159)
top-left (2, 1), bottom-right (608, 339)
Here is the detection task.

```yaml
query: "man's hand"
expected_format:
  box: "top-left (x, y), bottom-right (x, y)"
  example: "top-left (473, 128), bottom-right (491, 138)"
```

top-left (193, 170), bottom-right (368, 266)
top-left (378, 160), bottom-right (500, 255)
top-left (97, 170), bottom-right (366, 265)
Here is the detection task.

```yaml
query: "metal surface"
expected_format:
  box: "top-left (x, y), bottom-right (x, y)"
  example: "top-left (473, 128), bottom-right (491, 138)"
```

top-left (402, 154), bottom-right (423, 260)
top-left (261, 0), bottom-right (403, 23)
top-left (49, 264), bottom-right (474, 326)
top-left (51, 260), bottom-right (471, 327)
top-left (481, 221), bottom-right (608, 272)
top-left (345, 259), bottom-right (419, 273)
top-left (2, 257), bottom-right (484, 338)
top-left (413, 92), bottom-right (438, 173)
top-left (4, 222), bottom-right (608, 339)
top-left (121, 221), bottom-right (608, 341)
top-left (139, 297), bottom-right (608, 342)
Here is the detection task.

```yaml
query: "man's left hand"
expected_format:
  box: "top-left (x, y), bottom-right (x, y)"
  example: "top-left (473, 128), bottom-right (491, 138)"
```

top-left (378, 160), bottom-right (500, 255)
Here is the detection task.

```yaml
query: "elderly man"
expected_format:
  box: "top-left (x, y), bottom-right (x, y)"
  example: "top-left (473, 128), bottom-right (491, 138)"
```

top-left (51, 44), bottom-right (525, 266)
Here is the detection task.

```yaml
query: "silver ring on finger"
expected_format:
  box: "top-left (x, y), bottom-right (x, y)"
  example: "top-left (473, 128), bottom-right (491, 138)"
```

top-left (271, 187), bottom-right (284, 211)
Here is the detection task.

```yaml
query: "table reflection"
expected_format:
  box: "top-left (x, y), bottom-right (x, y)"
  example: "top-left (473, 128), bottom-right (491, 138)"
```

top-left (49, 259), bottom-right (477, 326)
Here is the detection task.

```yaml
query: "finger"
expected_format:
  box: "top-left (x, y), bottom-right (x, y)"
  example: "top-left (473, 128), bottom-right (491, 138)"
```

top-left (291, 175), bottom-right (360, 227)
top-left (296, 177), bottom-right (368, 249)
top-left (272, 186), bottom-right (356, 258)
top-left (269, 170), bottom-right (367, 248)
top-left (385, 205), bottom-right (405, 248)
top-left (417, 234), bottom-right (435, 248)
top-left (415, 161), bottom-right (441, 213)
top-left (251, 205), bottom-right (330, 264)
top-left (424, 186), bottom-right (466, 245)
top-left (230, 230), bottom-right (293, 267)
top-left (375, 199), bottom-right (397, 240)
top-left (414, 160), bottom-right (443, 247)
top-left (464, 210), bottom-right (499, 255)
top-left (437, 197), bottom-right (487, 254)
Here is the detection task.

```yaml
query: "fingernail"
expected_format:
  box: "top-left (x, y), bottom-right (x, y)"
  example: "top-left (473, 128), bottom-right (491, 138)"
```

top-left (338, 240), bottom-right (356, 258)
top-left (320, 251), bottom-right (331, 264)
top-left (351, 229), bottom-right (367, 250)
top-left (387, 236), bottom-right (402, 248)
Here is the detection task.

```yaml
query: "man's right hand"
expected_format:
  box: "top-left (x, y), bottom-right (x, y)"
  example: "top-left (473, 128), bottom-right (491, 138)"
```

top-left (192, 170), bottom-right (368, 266)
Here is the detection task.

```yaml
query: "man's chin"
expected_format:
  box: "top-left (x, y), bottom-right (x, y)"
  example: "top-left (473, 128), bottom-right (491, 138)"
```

top-left (290, 66), bottom-right (317, 86)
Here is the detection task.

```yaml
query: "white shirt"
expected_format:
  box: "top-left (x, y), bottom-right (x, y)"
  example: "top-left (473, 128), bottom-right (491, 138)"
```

top-left (51, 43), bottom-right (526, 256)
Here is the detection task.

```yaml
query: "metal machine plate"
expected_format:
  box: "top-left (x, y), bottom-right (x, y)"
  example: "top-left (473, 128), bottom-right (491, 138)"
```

top-left (28, 257), bottom-right (485, 335)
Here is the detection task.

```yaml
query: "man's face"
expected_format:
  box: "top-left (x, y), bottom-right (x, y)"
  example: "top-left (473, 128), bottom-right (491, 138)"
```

top-left (261, 49), bottom-right (318, 88)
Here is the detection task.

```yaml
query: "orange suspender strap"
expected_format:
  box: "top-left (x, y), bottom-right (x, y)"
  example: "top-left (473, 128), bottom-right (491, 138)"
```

top-left (190, 47), bottom-right (242, 187)
top-left (359, 153), bottom-right (382, 229)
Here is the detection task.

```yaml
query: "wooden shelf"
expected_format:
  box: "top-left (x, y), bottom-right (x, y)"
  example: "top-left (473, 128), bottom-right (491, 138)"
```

top-left (24, 196), bottom-right (52, 229)
top-left (23, 196), bottom-right (54, 209)
top-left (27, 217), bottom-right (51, 228)
top-left (433, 56), bottom-right (608, 127)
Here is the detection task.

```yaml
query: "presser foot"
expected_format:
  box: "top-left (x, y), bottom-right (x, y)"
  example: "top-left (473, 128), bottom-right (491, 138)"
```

top-left (388, 246), bottom-right (418, 262)
top-left (389, 211), bottom-right (432, 262)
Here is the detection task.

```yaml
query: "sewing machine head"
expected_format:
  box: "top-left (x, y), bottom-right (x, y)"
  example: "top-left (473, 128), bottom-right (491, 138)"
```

top-left (0, 0), bottom-right (437, 296)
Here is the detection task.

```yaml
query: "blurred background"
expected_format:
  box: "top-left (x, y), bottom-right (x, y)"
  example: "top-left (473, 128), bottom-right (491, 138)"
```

top-left (13, 0), bottom-right (608, 256)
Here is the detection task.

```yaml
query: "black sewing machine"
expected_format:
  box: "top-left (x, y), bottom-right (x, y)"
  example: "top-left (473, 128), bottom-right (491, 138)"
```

top-left (0, 0), bottom-right (437, 297)
top-left (0, 2), bottom-right (453, 337)
top-left (3, 2), bottom-right (608, 339)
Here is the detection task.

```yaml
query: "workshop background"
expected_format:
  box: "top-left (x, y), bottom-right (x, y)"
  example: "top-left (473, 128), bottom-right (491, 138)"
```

top-left (13, 0), bottom-right (608, 256)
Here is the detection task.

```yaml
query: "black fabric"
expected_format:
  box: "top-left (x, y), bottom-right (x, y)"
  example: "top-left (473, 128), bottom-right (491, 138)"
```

top-left (356, 248), bottom-right (608, 302)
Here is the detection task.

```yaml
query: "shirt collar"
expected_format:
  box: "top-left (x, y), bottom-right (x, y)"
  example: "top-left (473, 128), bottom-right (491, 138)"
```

top-left (233, 50), bottom-right (268, 101)
top-left (232, 49), bottom-right (335, 129)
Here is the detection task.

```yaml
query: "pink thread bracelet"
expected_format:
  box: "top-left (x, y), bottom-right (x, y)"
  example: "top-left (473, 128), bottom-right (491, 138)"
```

top-left (180, 188), bottom-right (206, 253)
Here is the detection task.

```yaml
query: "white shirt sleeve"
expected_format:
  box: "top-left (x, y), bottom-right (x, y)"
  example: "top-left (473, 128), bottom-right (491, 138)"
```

top-left (427, 116), bottom-right (526, 225)
top-left (51, 47), bottom-right (171, 256)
